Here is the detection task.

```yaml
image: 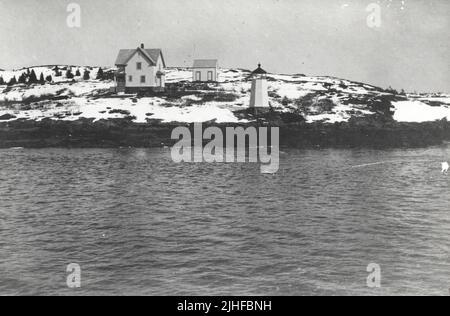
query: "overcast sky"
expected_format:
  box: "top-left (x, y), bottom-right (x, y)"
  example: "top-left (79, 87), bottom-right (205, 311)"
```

top-left (0, 0), bottom-right (448, 92)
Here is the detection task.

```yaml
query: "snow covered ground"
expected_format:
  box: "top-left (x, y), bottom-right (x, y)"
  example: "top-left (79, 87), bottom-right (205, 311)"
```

top-left (393, 101), bottom-right (450, 122)
top-left (0, 66), bottom-right (449, 124)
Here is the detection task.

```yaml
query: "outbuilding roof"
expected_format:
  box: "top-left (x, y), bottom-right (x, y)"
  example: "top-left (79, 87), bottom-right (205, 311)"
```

top-left (193, 59), bottom-right (218, 68)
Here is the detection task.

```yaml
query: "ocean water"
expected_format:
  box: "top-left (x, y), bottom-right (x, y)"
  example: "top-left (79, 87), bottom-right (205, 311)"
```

top-left (1, 147), bottom-right (450, 296)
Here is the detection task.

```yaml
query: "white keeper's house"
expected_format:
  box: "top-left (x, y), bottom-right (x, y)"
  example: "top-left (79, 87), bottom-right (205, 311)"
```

top-left (114, 44), bottom-right (166, 93)
top-left (192, 59), bottom-right (219, 82)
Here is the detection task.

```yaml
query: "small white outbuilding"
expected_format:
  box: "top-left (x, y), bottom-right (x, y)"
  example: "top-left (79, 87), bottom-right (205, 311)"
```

top-left (192, 59), bottom-right (219, 82)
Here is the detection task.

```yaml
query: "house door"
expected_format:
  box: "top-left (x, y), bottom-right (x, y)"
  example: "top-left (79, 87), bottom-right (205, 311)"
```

top-left (195, 71), bottom-right (201, 82)
top-left (207, 71), bottom-right (213, 81)
top-left (116, 76), bottom-right (125, 92)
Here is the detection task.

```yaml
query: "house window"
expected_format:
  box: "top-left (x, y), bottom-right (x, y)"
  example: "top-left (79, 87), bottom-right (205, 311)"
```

top-left (141, 76), bottom-right (146, 83)
top-left (207, 71), bottom-right (213, 81)
top-left (136, 62), bottom-right (142, 70)
top-left (195, 71), bottom-right (201, 81)
top-left (128, 75), bottom-right (133, 82)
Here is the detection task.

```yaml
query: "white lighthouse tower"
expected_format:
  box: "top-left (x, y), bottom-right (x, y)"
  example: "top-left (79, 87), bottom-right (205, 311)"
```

top-left (249, 63), bottom-right (269, 109)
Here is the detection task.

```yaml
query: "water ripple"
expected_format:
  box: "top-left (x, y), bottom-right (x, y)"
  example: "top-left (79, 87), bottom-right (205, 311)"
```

top-left (1, 147), bottom-right (450, 295)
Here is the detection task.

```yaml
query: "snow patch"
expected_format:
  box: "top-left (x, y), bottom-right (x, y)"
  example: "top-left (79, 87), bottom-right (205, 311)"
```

top-left (393, 101), bottom-right (450, 122)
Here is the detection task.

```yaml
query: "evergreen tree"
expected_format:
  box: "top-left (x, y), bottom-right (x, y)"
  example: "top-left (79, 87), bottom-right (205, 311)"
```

top-left (75, 69), bottom-right (81, 77)
top-left (83, 70), bottom-right (90, 80)
top-left (18, 73), bottom-right (27, 84)
top-left (8, 76), bottom-right (17, 86)
top-left (0, 76), bottom-right (4, 85)
top-left (39, 73), bottom-right (45, 84)
top-left (29, 69), bottom-right (38, 84)
top-left (96, 67), bottom-right (104, 80)
top-left (66, 68), bottom-right (74, 79)
top-left (45, 75), bottom-right (53, 83)
top-left (54, 66), bottom-right (62, 77)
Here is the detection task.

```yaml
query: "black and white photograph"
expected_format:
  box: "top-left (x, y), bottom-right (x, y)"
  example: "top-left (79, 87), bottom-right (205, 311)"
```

top-left (0, 0), bottom-right (449, 300)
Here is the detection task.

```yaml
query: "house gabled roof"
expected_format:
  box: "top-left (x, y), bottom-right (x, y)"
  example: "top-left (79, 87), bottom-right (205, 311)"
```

top-left (115, 48), bottom-right (165, 67)
top-left (193, 59), bottom-right (218, 68)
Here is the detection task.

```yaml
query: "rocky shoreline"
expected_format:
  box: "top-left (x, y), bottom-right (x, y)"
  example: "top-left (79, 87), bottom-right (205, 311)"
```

top-left (1, 117), bottom-right (449, 149)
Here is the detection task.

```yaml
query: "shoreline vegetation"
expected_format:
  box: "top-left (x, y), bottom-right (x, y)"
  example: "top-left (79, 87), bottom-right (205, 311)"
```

top-left (1, 115), bottom-right (450, 149)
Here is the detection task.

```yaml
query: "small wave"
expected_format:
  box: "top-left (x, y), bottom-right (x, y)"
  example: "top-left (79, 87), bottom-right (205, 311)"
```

top-left (350, 161), bottom-right (393, 168)
top-left (350, 159), bottom-right (436, 169)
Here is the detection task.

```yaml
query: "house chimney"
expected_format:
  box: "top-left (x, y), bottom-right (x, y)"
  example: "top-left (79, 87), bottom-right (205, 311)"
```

top-left (141, 43), bottom-right (144, 49)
